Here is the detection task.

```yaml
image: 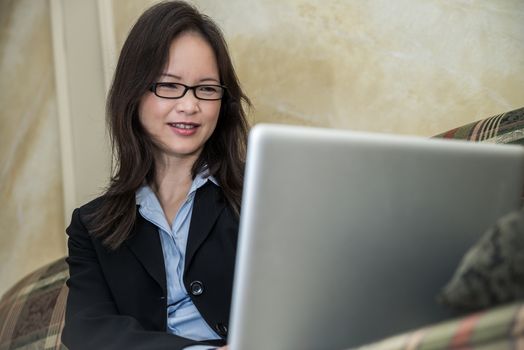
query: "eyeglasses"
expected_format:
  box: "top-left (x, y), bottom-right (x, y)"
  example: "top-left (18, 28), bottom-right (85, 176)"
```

top-left (149, 82), bottom-right (227, 101)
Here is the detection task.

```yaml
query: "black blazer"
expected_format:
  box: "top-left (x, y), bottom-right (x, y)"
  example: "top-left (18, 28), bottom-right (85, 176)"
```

top-left (62, 182), bottom-right (238, 349)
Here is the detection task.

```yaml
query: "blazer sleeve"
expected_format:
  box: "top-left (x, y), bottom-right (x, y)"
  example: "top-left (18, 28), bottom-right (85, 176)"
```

top-left (61, 207), bottom-right (223, 350)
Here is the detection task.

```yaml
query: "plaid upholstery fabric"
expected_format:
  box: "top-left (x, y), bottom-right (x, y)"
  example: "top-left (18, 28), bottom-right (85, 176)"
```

top-left (0, 258), bottom-right (68, 350)
top-left (434, 107), bottom-right (524, 145)
top-left (355, 302), bottom-right (524, 350)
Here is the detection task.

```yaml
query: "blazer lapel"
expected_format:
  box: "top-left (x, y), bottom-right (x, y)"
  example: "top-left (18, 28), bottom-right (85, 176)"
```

top-left (125, 210), bottom-right (167, 293)
top-left (185, 181), bottom-right (226, 270)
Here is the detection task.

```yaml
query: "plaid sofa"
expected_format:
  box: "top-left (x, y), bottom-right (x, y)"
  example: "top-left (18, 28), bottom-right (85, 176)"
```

top-left (435, 107), bottom-right (524, 145)
top-left (355, 302), bottom-right (524, 350)
top-left (0, 107), bottom-right (523, 350)
top-left (0, 258), bottom-right (68, 350)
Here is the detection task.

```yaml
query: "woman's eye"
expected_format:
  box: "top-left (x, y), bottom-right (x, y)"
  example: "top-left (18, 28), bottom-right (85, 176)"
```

top-left (163, 83), bottom-right (181, 90)
top-left (199, 86), bottom-right (218, 93)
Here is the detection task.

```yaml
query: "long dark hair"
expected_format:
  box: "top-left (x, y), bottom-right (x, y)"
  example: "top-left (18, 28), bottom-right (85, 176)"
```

top-left (90, 1), bottom-right (250, 250)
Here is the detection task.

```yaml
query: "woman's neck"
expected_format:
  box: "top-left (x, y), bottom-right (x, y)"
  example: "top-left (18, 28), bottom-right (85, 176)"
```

top-left (151, 153), bottom-right (198, 221)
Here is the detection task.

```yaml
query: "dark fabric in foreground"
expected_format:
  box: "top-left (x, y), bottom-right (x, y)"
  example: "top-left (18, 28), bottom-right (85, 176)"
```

top-left (439, 209), bottom-right (524, 313)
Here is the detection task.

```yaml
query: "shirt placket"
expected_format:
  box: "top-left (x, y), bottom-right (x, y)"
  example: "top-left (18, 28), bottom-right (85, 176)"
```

top-left (172, 191), bottom-right (197, 285)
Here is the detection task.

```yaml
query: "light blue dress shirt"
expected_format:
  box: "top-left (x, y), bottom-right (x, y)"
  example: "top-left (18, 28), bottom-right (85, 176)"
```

top-left (135, 171), bottom-right (221, 349)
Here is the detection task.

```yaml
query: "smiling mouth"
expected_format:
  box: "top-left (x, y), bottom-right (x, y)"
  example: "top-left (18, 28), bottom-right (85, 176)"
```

top-left (168, 122), bottom-right (199, 129)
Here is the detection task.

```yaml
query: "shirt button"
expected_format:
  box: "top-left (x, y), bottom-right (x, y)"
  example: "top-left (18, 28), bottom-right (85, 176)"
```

top-left (189, 281), bottom-right (204, 296)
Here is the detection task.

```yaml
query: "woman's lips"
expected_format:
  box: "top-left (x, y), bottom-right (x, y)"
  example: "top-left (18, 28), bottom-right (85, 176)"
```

top-left (167, 122), bottom-right (199, 136)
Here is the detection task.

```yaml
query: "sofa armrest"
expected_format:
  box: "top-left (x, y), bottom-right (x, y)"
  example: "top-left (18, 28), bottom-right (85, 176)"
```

top-left (353, 301), bottom-right (524, 350)
top-left (0, 257), bottom-right (68, 350)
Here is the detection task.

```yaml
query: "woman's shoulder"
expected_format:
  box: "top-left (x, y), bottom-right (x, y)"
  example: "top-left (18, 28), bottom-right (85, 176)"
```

top-left (66, 195), bottom-right (107, 230)
top-left (77, 194), bottom-right (108, 216)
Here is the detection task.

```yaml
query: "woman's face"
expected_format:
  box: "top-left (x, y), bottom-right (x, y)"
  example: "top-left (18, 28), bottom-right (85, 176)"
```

top-left (138, 31), bottom-right (221, 161)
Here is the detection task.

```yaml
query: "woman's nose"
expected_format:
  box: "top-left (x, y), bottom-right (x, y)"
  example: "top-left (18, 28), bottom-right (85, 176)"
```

top-left (175, 91), bottom-right (199, 114)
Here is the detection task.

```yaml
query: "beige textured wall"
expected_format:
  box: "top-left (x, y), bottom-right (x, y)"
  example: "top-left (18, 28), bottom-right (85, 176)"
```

top-left (114, 0), bottom-right (524, 135)
top-left (0, 0), bottom-right (65, 296)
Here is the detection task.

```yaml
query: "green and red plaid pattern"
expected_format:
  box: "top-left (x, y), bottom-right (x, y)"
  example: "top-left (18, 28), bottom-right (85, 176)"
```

top-left (355, 302), bottom-right (524, 350)
top-left (0, 258), bottom-right (68, 350)
top-left (435, 107), bottom-right (524, 145)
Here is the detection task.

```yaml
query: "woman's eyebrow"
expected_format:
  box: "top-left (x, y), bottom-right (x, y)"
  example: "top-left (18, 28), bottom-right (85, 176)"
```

top-left (199, 77), bottom-right (220, 83)
top-left (160, 73), bottom-right (181, 79)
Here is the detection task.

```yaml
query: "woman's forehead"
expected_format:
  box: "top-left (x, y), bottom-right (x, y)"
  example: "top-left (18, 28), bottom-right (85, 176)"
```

top-left (162, 32), bottom-right (219, 81)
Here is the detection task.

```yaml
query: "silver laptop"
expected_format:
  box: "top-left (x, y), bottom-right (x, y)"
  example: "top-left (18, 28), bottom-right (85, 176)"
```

top-left (228, 124), bottom-right (524, 350)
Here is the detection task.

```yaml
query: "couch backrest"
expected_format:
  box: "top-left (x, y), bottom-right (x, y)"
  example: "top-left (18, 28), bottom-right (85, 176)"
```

top-left (434, 107), bottom-right (524, 145)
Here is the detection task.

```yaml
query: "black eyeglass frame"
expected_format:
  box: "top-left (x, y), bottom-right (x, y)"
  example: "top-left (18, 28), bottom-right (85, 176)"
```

top-left (149, 82), bottom-right (227, 101)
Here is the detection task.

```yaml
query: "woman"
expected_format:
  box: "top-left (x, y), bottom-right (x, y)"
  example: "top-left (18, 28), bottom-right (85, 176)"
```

top-left (62, 2), bottom-right (249, 349)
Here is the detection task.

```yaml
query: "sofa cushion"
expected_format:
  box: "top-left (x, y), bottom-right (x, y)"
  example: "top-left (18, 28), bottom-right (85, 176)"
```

top-left (0, 258), bottom-right (68, 350)
top-left (434, 107), bottom-right (524, 145)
